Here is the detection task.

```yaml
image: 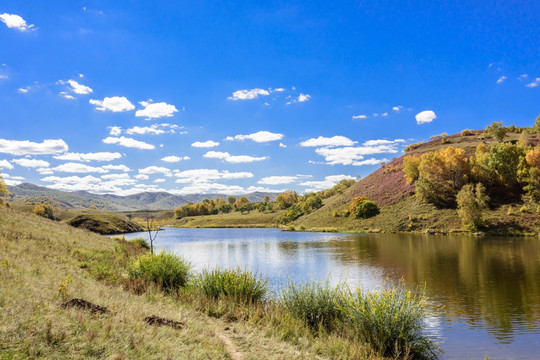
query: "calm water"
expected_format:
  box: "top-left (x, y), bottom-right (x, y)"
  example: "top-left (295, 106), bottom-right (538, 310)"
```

top-left (124, 228), bottom-right (540, 359)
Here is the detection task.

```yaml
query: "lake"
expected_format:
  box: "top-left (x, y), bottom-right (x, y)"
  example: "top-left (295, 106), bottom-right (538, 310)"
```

top-left (124, 228), bottom-right (540, 359)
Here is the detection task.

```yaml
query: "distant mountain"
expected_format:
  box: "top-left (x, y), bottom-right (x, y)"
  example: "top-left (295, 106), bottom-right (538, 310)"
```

top-left (7, 183), bottom-right (278, 211)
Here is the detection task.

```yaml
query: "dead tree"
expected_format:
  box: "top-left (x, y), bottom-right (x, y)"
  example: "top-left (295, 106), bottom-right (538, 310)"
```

top-left (145, 213), bottom-right (159, 255)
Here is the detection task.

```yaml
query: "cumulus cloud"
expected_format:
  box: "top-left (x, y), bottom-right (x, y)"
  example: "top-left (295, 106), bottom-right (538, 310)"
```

top-left (108, 126), bottom-right (122, 136)
top-left (59, 92), bottom-right (75, 100)
top-left (526, 78), bottom-right (540, 88)
top-left (0, 160), bottom-right (13, 169)
top-left (225, 131), bottom-right (284, 143)
top-left (352, 114), bottom-right (367, 119)
top-left (102, 136), bottom-right (155, 150)
top-left (496, 76), bottom-right (507, 84)
top-left (102, 164), bottom-right (131, 172)
top-left (300, 136), bottom-right (357, 148)
top-left (18, 87), bottom-right (29, 93)
top-left (12, 158), bottom-right (50, 168)
top-left (279, 143), bottom-right (287, 148)
top-left (53, 152), bottom-right (121, 162)
top-left (161, 155), bottom-right (190, 163)
top-left (203, 151), bottom-right (267, 163)
top-left (172, 183), bottom-right (248, 195)
top-left (175, 169), bottom-right (253, 184)
top-left (135, 100), bottom-right (178, 119)
top-left (258, 174), bottom-right (311, 185)
top-left (392, 106), bottom-right (403, 112)
top-left (300, 174), bottom-right (355, 192)
top-left (154, 178), bottom-right (166, 183)
top-left (58, 79), bottom-right (93, 95)
top-left (89, 96), bottom-right (135, 112)
top-left (138, 166), bottom-right (172, 176)
top-left (228, 88), bottom-right (270, 101)
top-left (415, 110), bottom-right (436, 125)
top-left (101, 173), bottom-right (131, 180)
top-left (0, 139), bottom-right (68, 156)
top-left (53, 162), bottom-right (109, 174)
top-left (286, 93), bottom-right (311, 105)
top-left (40, 175), bottom-right (137, 195)
top-left (1, 173), bottom-right (24, 186)
top-left (0, 13), bottom-right (36, 31)
top-left (314, 143), bottom-right (398, 166)
top-left (191, 140), bottom-right (219, 148)
top-left (125, 123), bottom-right (179, 135)
top-left (134, 174), bottom-right (149, 180)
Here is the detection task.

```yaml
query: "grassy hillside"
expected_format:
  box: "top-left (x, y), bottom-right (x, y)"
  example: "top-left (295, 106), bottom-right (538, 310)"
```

top-left (0, 206), bottom-right (388, 359)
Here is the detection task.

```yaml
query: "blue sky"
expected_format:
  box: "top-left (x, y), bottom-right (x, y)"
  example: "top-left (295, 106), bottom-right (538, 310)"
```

top-left (0, 1), bottom-right (539, 195)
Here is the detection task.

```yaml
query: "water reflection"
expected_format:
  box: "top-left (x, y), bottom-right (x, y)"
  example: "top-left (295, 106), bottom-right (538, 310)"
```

top-left (125, 228), bottom-right (540, 359)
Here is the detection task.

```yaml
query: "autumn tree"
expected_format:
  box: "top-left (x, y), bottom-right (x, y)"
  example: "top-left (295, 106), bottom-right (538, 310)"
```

top-left (234, 196), bottom-right (249, 209)
top-left (227, 196), bottom-right (236, 205)
top-left (457, 183), bottom-right (490, 230)
top-left (264, 194), bottom-right (270, 203)
top-left (403, 155), bottom-right (421, 184)
top-left (486, 142), bottom-right (526, 191)
top-left (33, 203), bottom-right (56, 220)
top-left (0, 171), bottom-right (8, 197)
top-left (533, 115), bottom-right (540, 133)
top-left (275, 190), bottom-right (299, 209)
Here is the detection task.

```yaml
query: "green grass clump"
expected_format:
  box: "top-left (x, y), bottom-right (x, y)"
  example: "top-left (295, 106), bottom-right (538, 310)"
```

top-left (281, 280), bottom-right (346, 332)
top-left (197, 268), bottom-right (269, 304)
top-left (129, 251), bottom-right (192, 290)
top-left (338, 282), bottom-right (440, 359)
top-left (129, 236), bottom-right (150, 250)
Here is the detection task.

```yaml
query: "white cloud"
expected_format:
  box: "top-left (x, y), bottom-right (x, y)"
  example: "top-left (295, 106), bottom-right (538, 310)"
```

top-left (526, 78), bottom-right (540, 88)
top-left (89, 96), bottom-right (135, 112)
top-left (225, 131), bottom-right (284, 143)
top-left (300, 136), bottom-right (357, 148)
top-left (101, 173), bottom-right (131, 180)
top-left (12, 158), bottom-right (50, 168)
top-left (287, 93), bottom-right (311, 105)
top-left (139, 166), bottom-right (172, 176)
top-left (53, 162), bottom-right (108, 174)
top-left (352, 114), bottom-right (367, 119)
top-left (58, 79), bottom-right (93, 95)
top-left (228, 88), bottom-right (270, 101)
top-left (125, 123), bottom-right (179, 135)
top-left (258, 175), bottom-right (311, 185)
top-left (0, 13), bottom-right (35, 31)
top-left (496, 76), bottom-right (507, 84)
top-left (134, 174), bottom-right (149, 180)
top-left (0, 160), bottom-right (13, 169)
top-left (0, 74), bottom-right (8, 80)
top-left (203, 151), bottom-right (267, 163)
top-left (161, 155), bottom-right (190, 163)
top-left (37, 168), bottom-right (53, 175)
top-left (415, 110), bottom-right (436, 125)
top-left (18, 88), bottom-right (29, 94)
top-left (0, 139), bottom-right (68, 156)
top-left (363, 139), bottom-right (405, 146)
top-left (300, 174), bottom-right (355, 192)
top-left (381, 112), bottom-right (388, 117)
top-left (102, 136), bottom-right (155, 150)
top-left (59, 91), bottom-right (75, 100)
top-left (392, 106), bottom-right (403, 112)
top-left (40, 175), bottom-right (138, 195)
top-left (172, 182), bottom-right (249, 195)
top-left (175, 169), bottom-right (253, 184)
top-left (518, 74), bottom-right (528, 81)
top-left (279, 143), bottom-right (287, 148)
top-left (314, 144), bottom-right (397, 166)
top-left (192, 140), bottom-right (220, 148)
top-left (102, 164), bottom-right (131, 172)
top-left (154, 178), bottom-right (166, 183)
top-left (53, 152), bottom-right (121, 162)
top-left (108, 126), bottom-right (122, 136)
top-left (353, 158), bottom-right (389, 166)
top-left (135, 100), bottom-right (178, 119)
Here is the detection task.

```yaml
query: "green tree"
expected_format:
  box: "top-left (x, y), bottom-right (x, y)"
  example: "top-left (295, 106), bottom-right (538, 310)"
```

top-left (227, 196), bottom-right (236, 205)
top-left (456, 183), bottom-right (490, 230)
top-left (487, 142), bottom-right (526, 190)
top-left (486, 121), bottom-right (507, 142)
top-left (355, 200), bottom-right (380, 219)
top-left (33, 203), bottom-right (56, 220)
top-left (533, 115), bottom-right (540, 133)
top-left (264, 194), bottom-right (270, 203)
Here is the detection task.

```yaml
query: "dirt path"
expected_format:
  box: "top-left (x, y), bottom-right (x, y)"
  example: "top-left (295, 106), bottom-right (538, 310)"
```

top-left (215, 329), bottom-right (244, 360)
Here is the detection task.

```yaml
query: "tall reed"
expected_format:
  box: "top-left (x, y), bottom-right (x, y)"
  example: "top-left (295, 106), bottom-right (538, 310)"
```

top-left (197, 267), bottom-right (269, 304)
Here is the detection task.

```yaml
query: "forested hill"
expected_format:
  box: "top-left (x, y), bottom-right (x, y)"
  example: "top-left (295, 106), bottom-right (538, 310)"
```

top-left (7, 183), bottom-right (277, 211)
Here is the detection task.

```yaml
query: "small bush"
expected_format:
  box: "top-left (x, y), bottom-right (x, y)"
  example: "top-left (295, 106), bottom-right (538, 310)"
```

top-left (461, 129), bottom-right (473, 136)
top-left (355, 200), bottom-right (380, 219)
top-left (33, 203), bottom-right (56, 220)
top-left (338, 283), bottom-right (440, 359)
top-left (129, 237), bottom-right (150, 250)
top-left (404, 141), bottom-right (425, 152)
top-left (197, 268), bottom-right (269, 304)
top-left (281, 281), bottom-right (346, 332)
top-left (129, 251), bottom-right (192, 291)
